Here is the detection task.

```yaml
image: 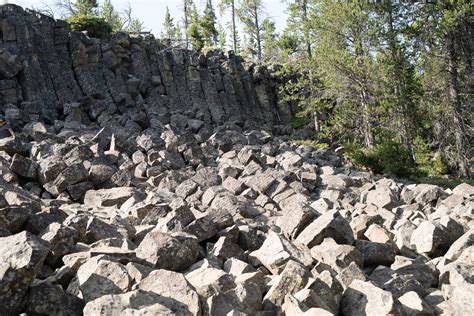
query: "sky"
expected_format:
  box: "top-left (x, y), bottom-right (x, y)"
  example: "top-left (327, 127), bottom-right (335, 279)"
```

top-left (9, 0), bottom-right (289, 37)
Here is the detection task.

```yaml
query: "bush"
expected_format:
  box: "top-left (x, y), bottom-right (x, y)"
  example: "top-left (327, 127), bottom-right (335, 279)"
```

top-left (291, 113), bottom-right (311, 129)
top-left (345, 139), bottom-right (413, 177)
top-left (67, 14), bottom-right (112, 39)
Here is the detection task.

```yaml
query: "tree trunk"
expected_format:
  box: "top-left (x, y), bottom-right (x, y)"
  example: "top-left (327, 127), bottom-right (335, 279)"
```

top-left (301, 0), bottom-right (312, 58)
top-left (231, 0), bottom-right (237, 52)
top-left (447, 29), bottom-right (470, 178)
top-left (254, 2), bottom-right (262, 60)
top-left (184, 0), bottom-right (189, 49)
top-left (386, 3), bottom-right (415, 164)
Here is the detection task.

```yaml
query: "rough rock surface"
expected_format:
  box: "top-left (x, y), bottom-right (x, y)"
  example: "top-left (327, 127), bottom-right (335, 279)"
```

top-left (0, 4), bottom-right (473, 316)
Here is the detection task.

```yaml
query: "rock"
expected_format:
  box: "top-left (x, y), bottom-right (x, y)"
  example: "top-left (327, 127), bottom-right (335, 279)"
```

top-left (139, 269), bottom-right (201, 315)
top-left (444, 229), bottom-right (474, 262)
top-left (249, 231), bottom-right (313, 275)
top-left (0, 205), bottom-right (32, 233)
top-left (365, 187), bottom-right (397, 209)
top-left (397, 291), bottom-right (434, 316)
top-left (83, 290), bottom-right (178, 315)
top-left (262, 260), bottom-right (311, 311)
top-left (452, 183), bottom-right (474, 197)
top-left (310, 238), bottom-right (363, 272)
top-left (207, 282), bottom-right (262, 315)
top-left (40, 223), bottom-right (78, 266)
top-left (410, 221), bottom-right (453, 256)
top-left (295, 210), bottom-right (354, 248)
top-left (0, 49), bottom-right (23, 79)
top-left (136, 230), bottom-right (199, 271)
top-left (84, 187), bottom-right (143, 208)
top-left (0, 232), bottom-right (49, 315)
top-left (282, 294), bottom-right (333, 316)
top-left (20, 283), bottom-right (85, 316)
top-left (340, 280), bottom-right (396, 316)
top-left (10, 154), bottom-right (38, 179)
top-left (354, 240), bottom-right (396, 267)
top-left (185, 264), bottom-right (236, 298)
top-left (75, 257), bottom-right (132, 302)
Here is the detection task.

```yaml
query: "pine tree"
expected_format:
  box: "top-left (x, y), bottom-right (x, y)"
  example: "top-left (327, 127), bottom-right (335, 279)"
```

top-left (73, 0), bottom-right (98, 15)
top-left (415, 0), bottom-right (472, 178)
top-left (101, 0), bottom-right (122, 32)
top-left (262, 19), bottom-right (277, 61)
top-left (218, 0), bottom-right (238, 53)
top-left (187, 4), bottom-right (204, 51)
top-left (201, 0), bottom-right (219, 47)
top-left (183, 0), bottom-right (194, 49)
top-left (237, 0), bottom-right (267, 60)
top-left (161, 6), bottom-right (176, 42)
top-left (217, 22), bottom-right (227, 49)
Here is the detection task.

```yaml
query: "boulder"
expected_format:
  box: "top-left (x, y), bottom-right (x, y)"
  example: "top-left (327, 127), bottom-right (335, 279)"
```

top-left (0, 232), bottom-right (49, 315)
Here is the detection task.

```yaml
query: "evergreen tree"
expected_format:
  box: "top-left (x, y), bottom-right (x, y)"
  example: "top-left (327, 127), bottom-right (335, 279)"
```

top-left (183, 0), bottom-right (194, 49)
top-left (414, 0), bottom-right (472, 178)
top-left (100, 0), bottom-right (122, 32)
top-left (237, 0), bottom-right (267, 60)
top-left (187, 4), bottom-right (204, 51)
top-left (218, 0), bottom-right (238, 53)
top-left (161, 6), bottom-right (176, 42)
top-left (217, 22), bottom-right (227, 49)
top-left (201, 0), bottom-right (219, 47)
top-left (262, 19), bottom-right (277, 61)
top-left (284, 0), bottom-right (313, 58)
top-left (73, 0), bottom-right (98, 15)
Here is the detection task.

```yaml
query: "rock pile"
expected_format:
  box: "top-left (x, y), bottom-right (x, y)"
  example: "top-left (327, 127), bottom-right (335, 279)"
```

top-left (0, 4), bottom-right (473, 316)
top-left (0, 114), bottom-right (473, 315)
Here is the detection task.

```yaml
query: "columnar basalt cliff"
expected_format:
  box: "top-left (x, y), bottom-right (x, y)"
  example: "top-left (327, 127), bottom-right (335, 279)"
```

top-left (0, 4), bottom-right (290, 131)
top-left (0, 4), bottom-right (473, 316)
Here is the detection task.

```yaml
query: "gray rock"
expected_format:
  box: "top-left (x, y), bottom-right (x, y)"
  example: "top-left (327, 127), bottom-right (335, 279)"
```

top-left (136, 230), bottom-right (199, 271)
top-left (139, 269), bottom-right (201, 316)
top-left (249, 231), bottom-right (313, 275)
top-left (83, 290), bottom-right (177, 315)
top-left (75, 257), bottom-right (132, 302)
top-left (340, 280), bottom-right (396, 316)
top-left (296, 210), bottom-right (354, 248)
top-left (20, 283), bottom-right (85, 316)
top-left (0, 232), bottom-right (49, 315)
top-left (262, 260), bottom-right (311, 311)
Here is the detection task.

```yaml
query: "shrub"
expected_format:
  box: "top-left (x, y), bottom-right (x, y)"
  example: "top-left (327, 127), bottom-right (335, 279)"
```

top-left (345, 139), bottom-right (413, 177)
top-left (291, 113), bottom-right (311, 129)
top-left (67, 14), bottom-right (112, 39)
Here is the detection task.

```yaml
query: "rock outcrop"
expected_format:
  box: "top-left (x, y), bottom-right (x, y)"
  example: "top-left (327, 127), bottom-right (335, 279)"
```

top-left (0, 4), bottom-right (473, 316)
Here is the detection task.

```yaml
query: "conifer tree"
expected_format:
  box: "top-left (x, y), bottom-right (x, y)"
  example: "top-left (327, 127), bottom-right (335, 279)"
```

top-left (201, 0), bottom-right (219, 46)
top-left (218, 0), bottom-right (238, 53)
top-left (161, 6), bottom-right (176, 42)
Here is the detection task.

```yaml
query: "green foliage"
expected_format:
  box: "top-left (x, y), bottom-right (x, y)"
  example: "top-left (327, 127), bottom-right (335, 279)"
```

top-left (345, 139), bottom-right (413, 177)
top-left (290, 140), bottom-right (329, 150)
top-left (291, 114), bottom-right (311, 129)
top-left (161, 7), bottom-right (177, 41)
top-left (188, 5), bottom-right (204, 51)
top-left (74, 0), bottom-right (98, 15)
top-left (100, 0), bottom-right (122, 32)
top-left (67, 14), bottom-right (112, 38)
top-left (201, 0), bottom-right (219, 46)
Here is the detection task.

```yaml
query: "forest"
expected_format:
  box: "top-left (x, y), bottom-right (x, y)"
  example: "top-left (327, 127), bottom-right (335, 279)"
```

top-left (50, 0), bottom-right (473, 182)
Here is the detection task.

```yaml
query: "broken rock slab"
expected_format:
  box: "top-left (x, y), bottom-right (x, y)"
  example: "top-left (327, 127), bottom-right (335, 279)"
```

top-left (0, 232), bottom-right (49, 315)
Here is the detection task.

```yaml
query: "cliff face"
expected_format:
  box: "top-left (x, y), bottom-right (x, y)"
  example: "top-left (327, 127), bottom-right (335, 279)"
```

top-left (0, 4), bottom-right (290, 131)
